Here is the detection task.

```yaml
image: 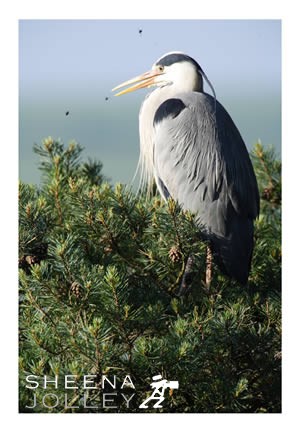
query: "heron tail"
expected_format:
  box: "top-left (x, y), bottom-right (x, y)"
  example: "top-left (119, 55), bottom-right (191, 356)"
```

top-left (209, 217), bottom-right (254, 285)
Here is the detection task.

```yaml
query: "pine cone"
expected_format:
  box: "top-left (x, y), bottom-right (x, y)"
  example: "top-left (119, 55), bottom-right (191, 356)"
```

top-left (25, 255), bottom-right (39, 265)
top-left (69, 281), bottom-right (82, 299)
top-left (19, 254), bottom-right (39, 271)
top-left (169, 246), bottom-right (181, 263)
top-left (262, 187), bottom-right (273, 201)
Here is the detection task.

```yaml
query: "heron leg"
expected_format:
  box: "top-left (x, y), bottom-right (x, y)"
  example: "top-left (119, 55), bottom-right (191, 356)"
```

top-left (178, 255), bottom-right (194, 296)
top-left (177, 246), bottom-right (213, 295)
top-left (206, 246), bottom-right (213, 290)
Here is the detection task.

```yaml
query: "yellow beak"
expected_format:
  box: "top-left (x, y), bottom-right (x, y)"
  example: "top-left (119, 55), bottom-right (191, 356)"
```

top-left (112, 69), bottom-right (165, 96)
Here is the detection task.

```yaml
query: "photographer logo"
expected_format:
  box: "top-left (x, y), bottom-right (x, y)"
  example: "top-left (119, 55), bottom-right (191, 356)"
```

top-left (139, 374), bottom-right (179, 409)
top-left (23, 373), bottom-right (178, 410)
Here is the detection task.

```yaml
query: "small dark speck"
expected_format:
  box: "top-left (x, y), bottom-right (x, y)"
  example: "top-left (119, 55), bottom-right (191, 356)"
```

top-left (105, 97), bottom-right (109, 101)
top-left (65, 111), bottom-right (69, 116)
top-left (139, 29), bottom-right (142, 35)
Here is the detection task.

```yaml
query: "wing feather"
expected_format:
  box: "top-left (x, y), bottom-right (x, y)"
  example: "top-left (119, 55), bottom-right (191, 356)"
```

top-left (153, 92), bottom-right (260, 283)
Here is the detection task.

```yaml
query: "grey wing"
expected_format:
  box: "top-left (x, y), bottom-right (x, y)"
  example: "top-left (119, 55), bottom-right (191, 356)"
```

top-left (153, 92), bottom-right (260, 284)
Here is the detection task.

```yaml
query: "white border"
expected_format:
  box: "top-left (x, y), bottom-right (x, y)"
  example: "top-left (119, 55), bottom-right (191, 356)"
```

top-left (1, 0), bottom-right (298, 437)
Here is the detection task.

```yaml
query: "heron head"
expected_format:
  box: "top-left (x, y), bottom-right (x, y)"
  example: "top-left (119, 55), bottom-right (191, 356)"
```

top-left (112, 51), bottom-right (216, 98)
top-left (152, 51), bottom-right (204, 92)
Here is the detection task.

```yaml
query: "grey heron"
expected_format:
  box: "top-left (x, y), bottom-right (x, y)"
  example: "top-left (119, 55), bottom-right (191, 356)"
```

top-left (112, 52), bottom-right (260, 285)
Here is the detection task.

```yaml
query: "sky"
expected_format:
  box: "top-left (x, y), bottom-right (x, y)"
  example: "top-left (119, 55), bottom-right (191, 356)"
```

top-left (19, 19), bottom-right (281, 185)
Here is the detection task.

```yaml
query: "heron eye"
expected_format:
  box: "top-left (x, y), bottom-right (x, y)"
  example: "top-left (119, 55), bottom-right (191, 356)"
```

top-left (158, 65), bottom-right (164, 72)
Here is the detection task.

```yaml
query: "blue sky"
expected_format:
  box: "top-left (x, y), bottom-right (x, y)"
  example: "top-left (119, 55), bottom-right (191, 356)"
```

top-left (19, 19), bottom-right (281, 185)
top-left (20, 20), bottom-right (280, 92)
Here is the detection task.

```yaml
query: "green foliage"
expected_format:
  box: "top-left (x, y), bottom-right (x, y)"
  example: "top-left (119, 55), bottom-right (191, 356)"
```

top-left (251, 141), bottom-right (281, 225)
top-left (19, 138), bottom-right (281, 413)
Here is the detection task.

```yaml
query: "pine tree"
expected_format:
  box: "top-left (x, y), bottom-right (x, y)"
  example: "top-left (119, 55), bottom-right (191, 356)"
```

top-left (19, 137), bottom-right (281, 413)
